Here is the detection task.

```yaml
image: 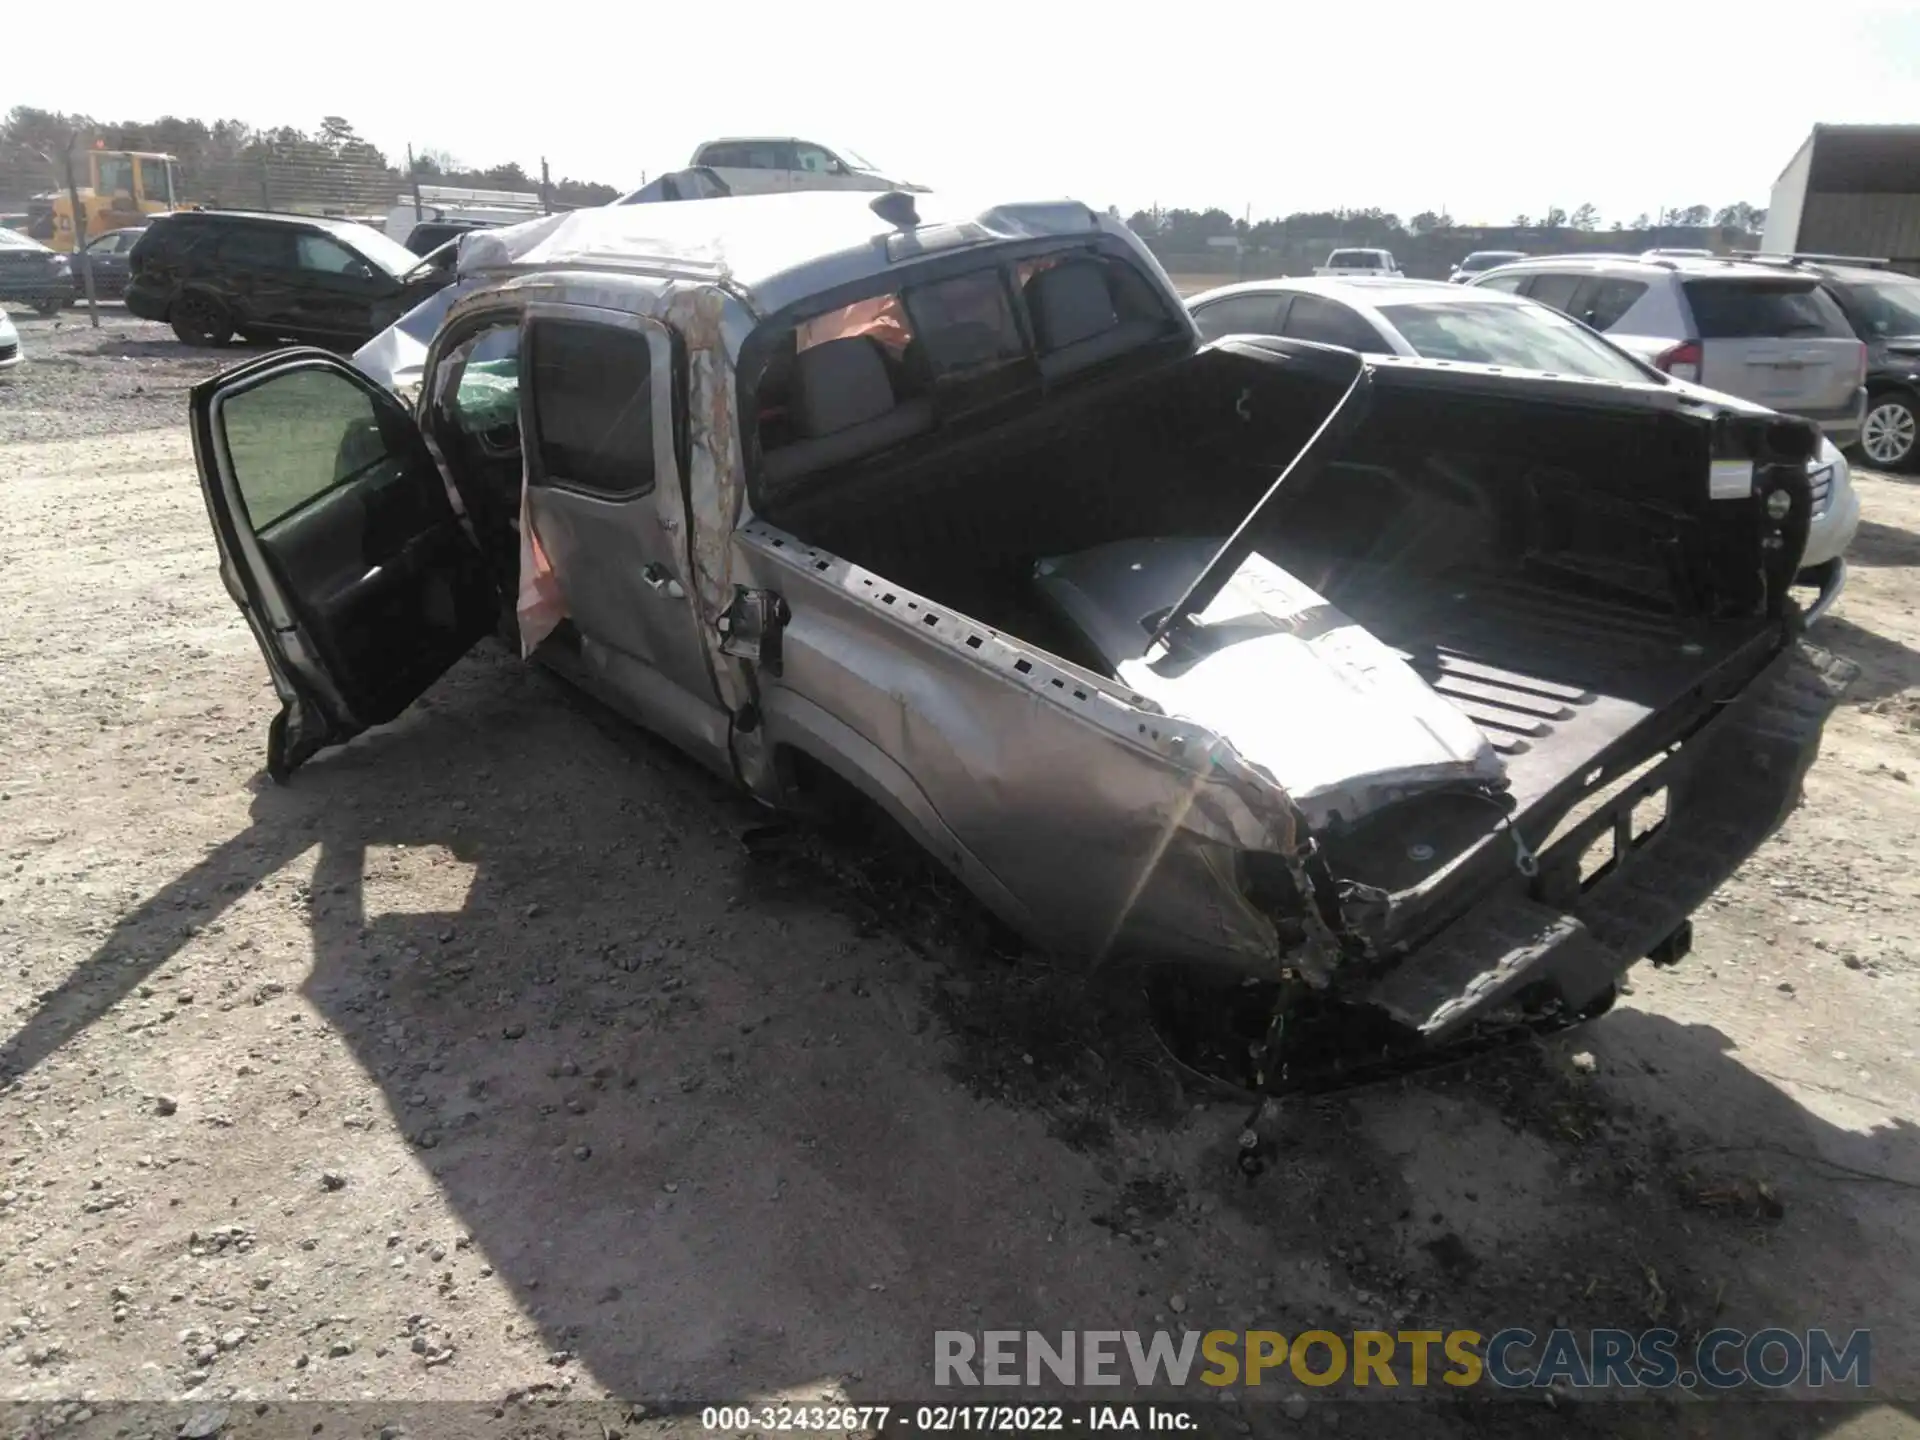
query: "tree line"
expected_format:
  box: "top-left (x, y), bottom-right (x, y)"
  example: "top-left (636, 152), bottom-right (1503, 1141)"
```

top-left (0, 107), bottom-right (621, 214)
top-left (1126, 200), bottom-right (1768, 254)
top-left (3, 104), bottom-right (1769, 264)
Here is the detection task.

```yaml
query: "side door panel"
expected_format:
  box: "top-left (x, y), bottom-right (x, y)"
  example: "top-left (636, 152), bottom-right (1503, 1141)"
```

top-left (220, 227), bottom-right (302, 335)
top-left (190, 348), bottom-right (498, 778)
top-left (517, 303), bottom-right (732, 767)
top-left (288, 234), bottom-right (391, 341)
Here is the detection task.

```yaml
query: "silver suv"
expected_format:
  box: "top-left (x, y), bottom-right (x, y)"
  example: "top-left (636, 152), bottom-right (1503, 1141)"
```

top-left (1469, 254), bottom-right (1868, 447)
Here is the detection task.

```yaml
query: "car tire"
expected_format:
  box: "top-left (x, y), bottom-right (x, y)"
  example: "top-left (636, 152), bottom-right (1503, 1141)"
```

top-left (1861, 390), bottom-right (1919, 473)
top-left (32, 296), bottom-right (64, 317)
top-left (170, 292), bottom-right (235, 348)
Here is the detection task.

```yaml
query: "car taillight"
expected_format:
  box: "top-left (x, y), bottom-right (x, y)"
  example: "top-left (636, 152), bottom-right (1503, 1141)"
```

top-left (1656, 339), bottom-right (1702, 382)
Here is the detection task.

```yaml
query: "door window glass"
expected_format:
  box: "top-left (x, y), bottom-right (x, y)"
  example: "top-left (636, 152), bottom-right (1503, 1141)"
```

top-left (1192, 293), bottom-right (1284, 341)
top-left (297, 234), bottom-right (363, 275)
top-left (528, 320), bottom-right (655, 496)
top-left (96, 156), bottom-right (134, 196)
top-left (1578, 278), bottom-right (1648, 330)
top-left (137, 158), bottom-right (170, 203)
top-left (1283, 294), bottom-right (1386, 351)
top-left (217, 226), bottom-right (296, 268)
top-left (707, 141), bottom-right (789, 169)
top-left (1523, 273), bottom-right (1586, 313)
top-left (222, 369), bottom-right (395, 530)
top-left (793, 144), bottom-right (838, 173)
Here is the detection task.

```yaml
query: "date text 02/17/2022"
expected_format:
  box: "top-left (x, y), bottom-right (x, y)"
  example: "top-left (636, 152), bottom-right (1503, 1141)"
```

top-left (698, 1405), bottom-right (1196, 1432)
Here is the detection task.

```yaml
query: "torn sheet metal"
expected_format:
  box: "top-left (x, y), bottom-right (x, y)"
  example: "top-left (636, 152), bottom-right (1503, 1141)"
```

top-left (516, 478), bottom-right (566, 657)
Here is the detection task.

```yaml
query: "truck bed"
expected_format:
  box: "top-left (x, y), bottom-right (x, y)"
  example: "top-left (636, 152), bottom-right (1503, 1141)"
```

top-left (1328, 564), bottom-right (1775, 816)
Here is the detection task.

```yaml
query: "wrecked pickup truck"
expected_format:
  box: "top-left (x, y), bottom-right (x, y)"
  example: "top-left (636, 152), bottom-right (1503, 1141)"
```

top-left (187, 189), bottom-right (1850, 1089)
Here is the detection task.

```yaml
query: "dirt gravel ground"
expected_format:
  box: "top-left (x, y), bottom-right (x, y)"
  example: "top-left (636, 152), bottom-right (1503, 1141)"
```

top-left (4, 307), bottom-right (1920, 1440)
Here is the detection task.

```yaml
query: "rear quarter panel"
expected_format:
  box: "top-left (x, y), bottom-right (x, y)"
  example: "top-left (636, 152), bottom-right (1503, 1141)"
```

top-left (730, 521), bottom-right (1288, 970)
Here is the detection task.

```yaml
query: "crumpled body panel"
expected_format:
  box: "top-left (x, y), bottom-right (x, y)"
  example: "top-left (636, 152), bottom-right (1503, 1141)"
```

top-left (1034, 537), bottom-right (1505, 828)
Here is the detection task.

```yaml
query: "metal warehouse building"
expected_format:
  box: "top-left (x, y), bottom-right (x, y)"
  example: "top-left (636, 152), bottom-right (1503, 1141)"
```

top-left (1764, 123), bottom-right (1920, 273)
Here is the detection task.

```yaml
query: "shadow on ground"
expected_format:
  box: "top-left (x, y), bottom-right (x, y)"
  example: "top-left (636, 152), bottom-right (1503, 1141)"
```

top-left (1810, 616), bottom-right (1920, 704)
top-left (1845, 520), bottom-right (1920, 570)
top-left (4, 649), bottom-right (1918, 1438)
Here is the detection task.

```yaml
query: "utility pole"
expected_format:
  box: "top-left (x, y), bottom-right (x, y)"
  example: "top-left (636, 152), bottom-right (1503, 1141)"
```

top-left (407, 143), bottom-right (424, 223)
top-left (64, 147), bottom-right (98, 327)
top-left (35, 137), bottom-right (99, 328)
top-left (540, 157), bottom-right (552, 215)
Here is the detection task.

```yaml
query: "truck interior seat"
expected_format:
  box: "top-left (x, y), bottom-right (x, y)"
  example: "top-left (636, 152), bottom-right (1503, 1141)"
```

top-left (1024, 260), bottom-right (1165, 382)
top-left (759, 336), bottom-right (934, 486)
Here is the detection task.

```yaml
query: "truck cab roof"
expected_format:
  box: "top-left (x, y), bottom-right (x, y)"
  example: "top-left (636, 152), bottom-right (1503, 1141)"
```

top-left (452, 189), bottom-right (1137, 320)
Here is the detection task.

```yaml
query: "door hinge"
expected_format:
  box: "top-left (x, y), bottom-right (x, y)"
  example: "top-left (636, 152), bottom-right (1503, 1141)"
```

top-left (717, 588), bottom-right (788, 674)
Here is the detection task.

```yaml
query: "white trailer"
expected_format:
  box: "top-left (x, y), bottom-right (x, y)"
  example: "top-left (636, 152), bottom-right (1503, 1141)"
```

top-left (1764, 124), bottom-right (1920, 272)
top-left (386, 183), bottom-right (548, 242)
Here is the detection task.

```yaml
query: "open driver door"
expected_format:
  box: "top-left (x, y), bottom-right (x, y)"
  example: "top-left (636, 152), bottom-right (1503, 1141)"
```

top-left (189, 348), bottom-right (500, 781)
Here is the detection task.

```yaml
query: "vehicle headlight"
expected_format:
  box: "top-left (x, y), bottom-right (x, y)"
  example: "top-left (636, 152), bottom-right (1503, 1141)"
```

top-left (49, 255), bottom-right (70, 274)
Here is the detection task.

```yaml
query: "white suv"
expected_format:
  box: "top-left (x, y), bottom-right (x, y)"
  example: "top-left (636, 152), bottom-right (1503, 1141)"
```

top-left (685, 138), bottom-right (923, 196)
top-left (1470, 255), bottom-right (1868, 448)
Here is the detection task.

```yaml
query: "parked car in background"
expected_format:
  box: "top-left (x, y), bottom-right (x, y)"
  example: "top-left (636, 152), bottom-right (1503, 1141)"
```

top-left (0, 229), bottom-right (76, 315)
top-left (1448, 250), bottom-right (1526, 283)
top-left (688, 138), bottom-right (925, 195)
top-left (72, 226), bottom-right (148, 300)
top-left (183, 191), bottom-right (1842, 1089)
top-left (1314, 247), bottom-right (1400, 277)
top-left (382, 186), bottom-right (545, 244)
top-left (401, 218), bottom-right (497, 257)
top-left (1188, 275), bottom-right (1859, 608)
top-left (126, 210), bottom-right (455, 349)
top-left (0, 307), bottom-right (21, 370)
top-left (1469, 254), bottom-right (1869, 449)
top-left (1741, 256), bottom-right (1920, 471)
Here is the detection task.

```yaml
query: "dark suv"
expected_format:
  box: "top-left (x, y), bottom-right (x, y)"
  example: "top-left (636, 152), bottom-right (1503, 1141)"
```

top-left (126, 210), bottom-right (453, 349)
top-left (1782, 259), bottom-right (1920, 471)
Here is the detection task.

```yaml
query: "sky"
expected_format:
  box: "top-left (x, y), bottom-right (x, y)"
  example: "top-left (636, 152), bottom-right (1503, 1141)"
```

top-left (8, 0), bottom-right (1919, 225)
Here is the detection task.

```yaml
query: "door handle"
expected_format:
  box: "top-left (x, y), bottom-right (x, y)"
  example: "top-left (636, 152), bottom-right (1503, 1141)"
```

top-left (641, 563), bottom-right (686, 600)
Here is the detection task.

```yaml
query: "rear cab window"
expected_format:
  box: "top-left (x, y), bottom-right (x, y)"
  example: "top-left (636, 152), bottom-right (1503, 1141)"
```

top-left (1681, 280), bottom-right (1854, 339)
top-left (747, 246), bottom-right (1182, 500)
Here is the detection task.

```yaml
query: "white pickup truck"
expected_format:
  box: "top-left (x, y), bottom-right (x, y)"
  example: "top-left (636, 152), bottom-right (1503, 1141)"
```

top-left (1314, 248), bottom-right (1402, 277)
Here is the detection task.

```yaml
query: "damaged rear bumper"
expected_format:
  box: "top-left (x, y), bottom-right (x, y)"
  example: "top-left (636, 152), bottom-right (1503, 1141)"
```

top-left (1362, 639), bottom-right (1854, 1041)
